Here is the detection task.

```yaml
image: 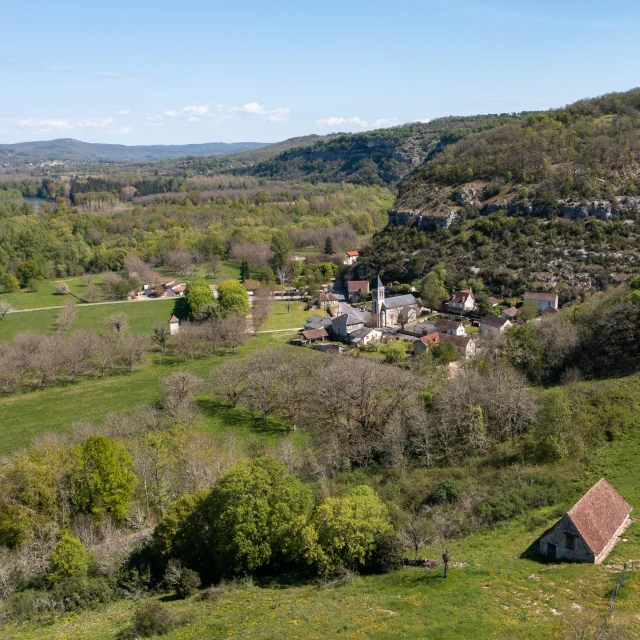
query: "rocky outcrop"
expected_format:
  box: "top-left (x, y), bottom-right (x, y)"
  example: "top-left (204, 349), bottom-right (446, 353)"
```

top-left (453, 188), bottom-right (482, 208)
top-left (388, 209), bottom-right (459, 230)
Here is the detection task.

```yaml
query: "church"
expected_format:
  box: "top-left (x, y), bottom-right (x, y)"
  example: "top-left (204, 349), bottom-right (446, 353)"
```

top-left (372, 276), bottom-right (419, 328)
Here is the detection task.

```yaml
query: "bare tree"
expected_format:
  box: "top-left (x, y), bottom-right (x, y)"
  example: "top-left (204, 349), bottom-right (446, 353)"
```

top-left (162, 371), bottom-right (204, 426)
top-left (119, 334), bottom-right (148, 372)
top-left (168, 249), bottom-right (196, 277)
top-left (92, 334), bottom-right (119, 377)
top-left (219, 314), bottom-right (248, 353)
top-left (151, 321), bottom-right (171, 355)
top-left (397, 306), bottom-right (413, 330)
top-left (84, 285), bottom-right (101, 303)
top-left (30, 335), bottom-right (62, 387)
top-left (170, 322), bottom-right (202, 361)
top-left (400, 511), bottom-right (432, 559)
top-left (101, 271), bottom-right (124, 299)
top-left (212, 359), bottom-right (249, 407)
top-left (62, 330), bottom-right (97, 382)
top-left (207, 255), bottom-right (222, 280)
top-left (0, 300), bottom-right (11, 319)
top-left (105, 313), bottom-right (129, 336)
top-left (56, 301), bottom-right (77, 334)
top-left (251, 287), bottom-right (274, 332)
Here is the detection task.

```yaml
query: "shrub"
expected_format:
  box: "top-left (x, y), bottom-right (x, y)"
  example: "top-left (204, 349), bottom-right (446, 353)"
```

top-left (365, 533), bottom-right (403, 574)
top-left (123, 601), bottom-right (176, 638)
top-left (2, 273), bottom-right (20, 292)
top-left (49, 533), bottom-right (90, 584)
top-left (176, 568), bottom-right (201, 598)
top-left (427, 479), bottom-right (464, 505)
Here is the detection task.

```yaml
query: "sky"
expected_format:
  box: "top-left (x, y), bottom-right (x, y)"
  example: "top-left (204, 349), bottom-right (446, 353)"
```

top-left (1, 0), bottom-right (640, 146)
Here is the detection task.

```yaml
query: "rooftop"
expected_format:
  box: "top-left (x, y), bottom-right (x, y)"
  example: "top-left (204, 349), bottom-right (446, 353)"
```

top-left (524, 291), bottom-right (558, 302)
top-left (382, 293), bottom-right (418, 310)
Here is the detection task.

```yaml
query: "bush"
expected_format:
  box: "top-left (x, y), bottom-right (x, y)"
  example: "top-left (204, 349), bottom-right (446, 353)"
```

top-left (365, 533), bottom-right (403, 574)
top-left (427, 479), bottom-right (464, 505)
top-left (123, 601), bottom-right (176, 638)
top-left (49, 533), bottom-right (90, 584)
top-left (175, 568), bottom-right (200, 599)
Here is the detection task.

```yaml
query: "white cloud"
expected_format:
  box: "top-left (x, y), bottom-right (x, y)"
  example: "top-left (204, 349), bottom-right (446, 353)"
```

top-left (187, 116), bottom-right (201, 122)
top-left (229, 102), bottom-right (290, 122)
top-left (417, 118), bottom-right (431, 123)
top-left (17, 118), bottom-right (74, 132)
top-left (114, 125), bottom-right (132, 135)
top-left (316, 116), bottom-right (397, 129)
top-left (181, 105), bottom-right (209, 116)
top-left (163, 110), bottom-right (177, 117)
top-left (116, 109), bottom-right (131, 115)
top-left (78, 118), bottom-right (115, 129)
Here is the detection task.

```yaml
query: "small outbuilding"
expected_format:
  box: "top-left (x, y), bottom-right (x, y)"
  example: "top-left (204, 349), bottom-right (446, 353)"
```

top-left (538, 478), bottom-right (632, 564)
top-left (169, 315), bottom-right (180, 335)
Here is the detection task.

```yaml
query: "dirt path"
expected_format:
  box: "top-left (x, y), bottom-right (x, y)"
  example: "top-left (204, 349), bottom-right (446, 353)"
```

top-left (6, 297), bottom-right (172, 314)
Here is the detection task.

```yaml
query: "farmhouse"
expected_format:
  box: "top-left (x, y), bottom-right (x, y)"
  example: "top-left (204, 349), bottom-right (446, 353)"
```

top-left (349, 327), bottom-right (382, 347)
top-left (347, 280), bottom-right (370, 302)
top-left (372, 276), bottom-right (419, 328)
top-left (479, 314), bottom-right (512, 336)
top-left (413, 332), bottom-right (476, 360)
top-left (448, 288), bottom-right (475, 312)
top-left (524, 291), bottom-right (559, 312)
top-left (331, 313), bottom-right (365, 339)
top-left (538, 479), bottom-right (632, 564)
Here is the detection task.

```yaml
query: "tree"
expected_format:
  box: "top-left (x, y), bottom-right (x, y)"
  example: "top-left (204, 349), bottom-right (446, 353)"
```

top-left (431, 340), bottom-right (458, 365)
top-left (0, 300), bottom-right (11, 319)
top-left (84, 284), bottom-right (101, 303)
top-left (105, 312), bottom-right (129, 336)
top-left (16, 260), bottom-right (44, 287)
top-left (219, 314), bottom-right (248, 353)
top-left (217, 280), bottom-right (249, 316)
top-left (185, 278), bottom-right (215, 319)
top-left (251, 287), bottom-right (273, 332)
top-left (518, 301), bottom-right (539, 322)
top-left (212, 359), bottom-right (249, 407)
top-left (269, 231), bottom-right (293, 272)
top-left (162, 371), bottom-right (204, 426)
top-left (196, 457), bottom-right (314, 576)
top-left (397, 306), bottom-right (413, 330)
top-left (56, 301), bottom-right (76, 334)
top-left (168, 249), bottom-right (196, 277)
top-left (207, 256), bottom-right (222, 280)
top-left (324, 236), bottom-right (334, 255)
top-left (120, 334), bottom-right (148, 372)
top-left (400, 512), bottom-right (431, 558)
top-left (306, 485), bottom-right (391, 574)
top-left (383, 342), bottom-right (407, 364)
top-left (151, 321), bottom-right (171, 355)
top-left (55, 282), bottom-right (70, 295)
top-left (2, 274), bottom-right (20, 293)
top-left (420, 269), bottom-right (448, 311)
top-left (70, 435), bottom-right (137, 522)
top-left (49, 533), bottom-right (89, 584)
top-left (240, 260), bottom-right (250, 283)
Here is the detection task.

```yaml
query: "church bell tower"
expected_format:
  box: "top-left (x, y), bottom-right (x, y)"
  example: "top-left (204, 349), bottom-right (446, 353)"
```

top-left (372, 275), bottom-right (385, 328)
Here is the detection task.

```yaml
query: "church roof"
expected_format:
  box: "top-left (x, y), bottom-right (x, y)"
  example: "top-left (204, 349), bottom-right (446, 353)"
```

top-left (381, 293), bottom-right (418, 310)
top-left (376, 275), bottom-right (384, 289)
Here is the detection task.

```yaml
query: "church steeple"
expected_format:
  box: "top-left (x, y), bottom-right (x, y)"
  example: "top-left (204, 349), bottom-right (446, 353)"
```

top-left (372, 275), bottom-right (385, 327)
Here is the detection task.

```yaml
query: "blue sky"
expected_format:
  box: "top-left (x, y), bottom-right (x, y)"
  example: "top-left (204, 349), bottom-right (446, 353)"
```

top-left (1, 0), bottom-right (640, 145)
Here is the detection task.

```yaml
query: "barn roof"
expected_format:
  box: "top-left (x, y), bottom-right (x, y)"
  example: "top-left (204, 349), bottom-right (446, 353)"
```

top-left (567, 478), bottom-right (632, 556)
top-left (347, 280), bottom-right (369, 293)
top-left (524, 291), bottom-right (558, 302)
top-left (302, 328), bottom-right (328, 340)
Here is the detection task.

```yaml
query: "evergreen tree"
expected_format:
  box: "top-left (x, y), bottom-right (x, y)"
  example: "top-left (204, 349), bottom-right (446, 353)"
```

top-left (324, 236), bottom-right (334, 255)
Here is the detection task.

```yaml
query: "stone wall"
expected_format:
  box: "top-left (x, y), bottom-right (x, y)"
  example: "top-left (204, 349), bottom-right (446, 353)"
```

top-left (539, 515), bottom-right (594, 563)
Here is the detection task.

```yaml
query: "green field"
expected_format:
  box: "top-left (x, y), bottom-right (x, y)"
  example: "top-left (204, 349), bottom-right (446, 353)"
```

top-left (0, 299), bottom-right (178, 342)
top-left (0, 333), bottom-right (292, 455)
top-left (261, 300), bottom-right (326, 331)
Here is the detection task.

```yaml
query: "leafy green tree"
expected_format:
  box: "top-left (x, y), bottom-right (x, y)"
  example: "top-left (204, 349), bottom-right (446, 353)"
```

top-left (217, 279), bottom-right (249, 316)
top-left (431, 340), bottom-right (458, 364)
top-left (420, 269), bottom-right (448, 310)
top-left (382, 342), bottom-right (407, 364)
top-left (70, 435), bottom-right (137, 522)
top-left (184, 277), bottom-right (215, 319)
top-left (305, 485), bottom-right (391, 574)
top-left (16, 260), bottom-right (44, 287)
top-left (2, 273), bottom-right (20, 292)
top-left (49, 532), bottom-right (89, 584)
top-left (197, 457), bottom-right (314, 576)
top-left (518, 301), bottom-right (539, 322)
top-left (269, 231), bottom-right (293, 271)
top-left (197, 233), bottom-right (225, 258)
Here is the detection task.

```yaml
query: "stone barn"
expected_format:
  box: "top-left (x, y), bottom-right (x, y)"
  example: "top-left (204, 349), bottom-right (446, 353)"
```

top-left (538, 478), bottom-right (632, 564)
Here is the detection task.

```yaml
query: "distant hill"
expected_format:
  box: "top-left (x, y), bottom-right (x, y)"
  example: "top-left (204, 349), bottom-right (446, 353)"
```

top-left (240, 115), bottom-right (528, 185)
top-left (0, 138), bottom-right (270, 165)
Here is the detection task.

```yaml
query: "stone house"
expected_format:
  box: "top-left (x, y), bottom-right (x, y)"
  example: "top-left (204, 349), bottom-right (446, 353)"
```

top-left (347, 280), bottom-right (370, 303)
top-left (331, 313), bottom-right (364, 339)
top-left (479, 314), bottom-right (513, 336)
top-left (301, 328), bottom-right (328, 343)
top-left (413, 332), bottom-right (476, 360)
top-left (538, 479), bottom-right (632, 564)
top-left (435, 319), bottom-right (467, 336)
top-left (524, 291), bottom-right (559, 312)
top-left (349, 327), bottom-right (382, 347)
top-left (448, 289), bottom-right (475, 312)
top-left (501, 307), bottom-right (517, 321)
top-left (317, 292), bottom-right (339, 309)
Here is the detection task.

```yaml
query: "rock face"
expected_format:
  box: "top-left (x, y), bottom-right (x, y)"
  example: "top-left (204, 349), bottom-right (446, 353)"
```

top-left (388, 209), bottom-right (459, 230)
top-left (453, 188), bottom-right (482, 208)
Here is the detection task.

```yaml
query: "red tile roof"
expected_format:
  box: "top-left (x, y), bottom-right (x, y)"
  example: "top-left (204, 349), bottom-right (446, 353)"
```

top-left (418, 332), bottom-right (441, 345)
top-left (346, 250), bottom-right (359, 257)
top-left (567, 478), bottom-right (632, 556)
top-left (169, 315), bottom-right (179, 323)
top-left (172, 284), bottom-right (186, 292)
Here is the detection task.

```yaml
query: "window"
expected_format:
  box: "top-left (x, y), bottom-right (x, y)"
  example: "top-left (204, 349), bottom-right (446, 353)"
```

top-left (565, 534), bottom-right (575, 550)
